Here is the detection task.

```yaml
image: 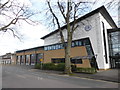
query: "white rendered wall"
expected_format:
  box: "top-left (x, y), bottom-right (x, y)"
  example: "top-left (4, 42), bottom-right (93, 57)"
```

top-left (99, 13), bottom-right (113, 69)
top-left (44, 28), bottom-right (67, 46)
top-left (44, 12), bottom-right (114, 69)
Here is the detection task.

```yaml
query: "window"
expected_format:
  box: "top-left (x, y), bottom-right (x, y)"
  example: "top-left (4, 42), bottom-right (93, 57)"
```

top-left (44, 38), bottom-right (92, 51)
top-left (78, 41), bottom-right (82, 46)
top-left (102, 22), bottom-right (108, 64)
top-left (52, 58), bottom-right (82, 64)
top-left (47, 46), bottom-right (49, 50)
top-left (56, 44), bottom-right (59, 49)
top-left (71, 59), bottom-right (82, 64)
top-left (51, 45), bottom-right (54, 50)
top-left (60, 44), bottom-right (64, 49)
top-left (75, 41), bottom-right (79, 46)
top-left (44, 47), bottom-right (47, 50)
top-left (86, 45), bottom-right (93, 56)
top-left (72, 42), bottom-right (75, 47)
top-left (71, 59), bottom-right (75, 63)
top-left (83, 39), bottom-right (89, 45)
top-left (51, 58), bottom-right (65, 63)
top-left (58, 44), bottom-right (61, 49)
top-left (49, 46), bottom-right (52, 50)
top-left (108, 31), bottom-right (120, 57)
top-left (76, 59), bottom-right (82, 64)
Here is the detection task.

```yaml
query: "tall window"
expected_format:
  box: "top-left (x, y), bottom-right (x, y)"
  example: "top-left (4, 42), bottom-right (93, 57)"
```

top-left (108, 31), bottom-right (120, 56)
top-left (102, 22), bottom-right (108, 64)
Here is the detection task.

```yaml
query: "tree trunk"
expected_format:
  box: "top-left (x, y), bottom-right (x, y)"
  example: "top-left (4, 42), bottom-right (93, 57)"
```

top-left (64, 41), bottom-right (72, 74)
top-left (64, 12), bottom-right (72, 74)
top-left (64, 0), bottom-right (72, 74)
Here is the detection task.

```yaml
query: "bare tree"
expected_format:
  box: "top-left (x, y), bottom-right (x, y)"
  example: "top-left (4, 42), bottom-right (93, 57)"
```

top-left (0, 0), bottom-right (39, 38)
top-left (46, 0), bottom-right (91, 74)
top-left (44, 0), bottom-right (118, 74)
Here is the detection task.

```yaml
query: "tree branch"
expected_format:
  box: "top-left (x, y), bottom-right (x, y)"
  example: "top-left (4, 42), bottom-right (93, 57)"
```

top-left (47, 1), bottom-right (66, 48)
top-left (0, 0), bottom-right (10, 9)
top-left (57, 1), bottom-right (67, 22)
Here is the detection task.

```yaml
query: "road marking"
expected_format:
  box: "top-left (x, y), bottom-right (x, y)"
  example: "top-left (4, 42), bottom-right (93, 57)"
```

top-left (29, 69), bottom-right (37, 71)
top-left (23, 73), bottom-right (43, 80)
top-left (5, 70), bottom-right (26, 79)
top-left (18, 71), bottom-right (25, 73)
top-left (16, 75), bottom-right (26, 79)
top-left (4, 71), bottom-right (11, 74)
top-left (38, 77), bottom-right (43, 80)
top-left (24, 74), bottom-right (33, 78)
top-left (30, 73), bottom-right (43, 80)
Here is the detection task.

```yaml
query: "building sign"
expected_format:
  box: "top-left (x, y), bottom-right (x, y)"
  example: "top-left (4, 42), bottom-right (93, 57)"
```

top-left (84, 25), bottom-right (92, 31)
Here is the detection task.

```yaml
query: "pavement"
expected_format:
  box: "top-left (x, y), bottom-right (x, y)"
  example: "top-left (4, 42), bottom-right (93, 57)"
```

top-left (74, 69), bottom-right (119, 83)
top-left (4, 64), bottom-right (120, 83)
top-left (38, 69), bottom-right (119, 83)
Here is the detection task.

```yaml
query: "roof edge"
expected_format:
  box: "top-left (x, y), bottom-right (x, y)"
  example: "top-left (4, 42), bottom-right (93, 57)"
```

top-left (41, 6), bottom-right (117, 39)
top-left (16, 46), bottom-right (44, 53)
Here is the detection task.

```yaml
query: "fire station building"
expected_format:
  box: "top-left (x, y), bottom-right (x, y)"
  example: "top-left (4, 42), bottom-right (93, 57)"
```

top-left (16, 6), bottom-right (120, 70)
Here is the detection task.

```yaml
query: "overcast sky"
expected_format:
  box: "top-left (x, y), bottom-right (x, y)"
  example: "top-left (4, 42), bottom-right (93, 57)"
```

top-left (0, 0), bottom-right (118, 55)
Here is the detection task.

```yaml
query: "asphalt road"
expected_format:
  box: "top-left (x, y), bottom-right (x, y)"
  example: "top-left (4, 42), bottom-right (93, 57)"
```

top-left (2, 65), bottom-right (119, 88)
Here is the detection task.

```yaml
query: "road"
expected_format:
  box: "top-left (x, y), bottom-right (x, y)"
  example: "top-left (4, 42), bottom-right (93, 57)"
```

top-left (2, 65), bottom-right (119, 88)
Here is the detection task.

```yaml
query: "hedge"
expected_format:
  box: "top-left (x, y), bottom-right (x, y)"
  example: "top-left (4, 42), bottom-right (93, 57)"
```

top-left (35, 63), bottom-right (41, 69)
top-left (76, 67), bottom-right (97, 74)
top-left (42, 63), bottom-right (55, 70)
top-left (35, 63), bottom-right (96, 73)
top-left (35, 63), bottom-right (76, 72)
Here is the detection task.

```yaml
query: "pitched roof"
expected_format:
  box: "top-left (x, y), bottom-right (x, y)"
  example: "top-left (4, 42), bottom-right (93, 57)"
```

top-left (41, 6), bottom-right (117, 39)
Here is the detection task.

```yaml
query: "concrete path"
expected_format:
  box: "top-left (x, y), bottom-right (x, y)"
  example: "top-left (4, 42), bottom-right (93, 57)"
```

top-left (74, 69), bottom-right (119, 83)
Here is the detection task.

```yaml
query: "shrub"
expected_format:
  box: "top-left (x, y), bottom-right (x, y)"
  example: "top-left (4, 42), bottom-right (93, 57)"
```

top-left (55, 63), bottom-right (77, 71)
top-left (71, 64), bottom-right (77, 72)
top-left (35, 63), bottom-right (77, 72)
top-left (35, 63), bottom-right (41, 69)
top-left (55, 63), bottom-right (65, 71)
top-left (43, 63), bottom-right (55, 70)
top-left (76, 67), bottom-right (97, 74)
top-left (42, 63), bottom-right (65, 71)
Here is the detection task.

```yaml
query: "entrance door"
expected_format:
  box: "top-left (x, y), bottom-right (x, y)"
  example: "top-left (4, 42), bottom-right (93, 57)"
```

top-left (26, 55), bottom-right (30, 65)
top-left (110, 58), bottom-right (116, 68)
top-left (110, 57), bottom-right (120, 69)
top-left (115, 58), bottom-right (120, 68)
